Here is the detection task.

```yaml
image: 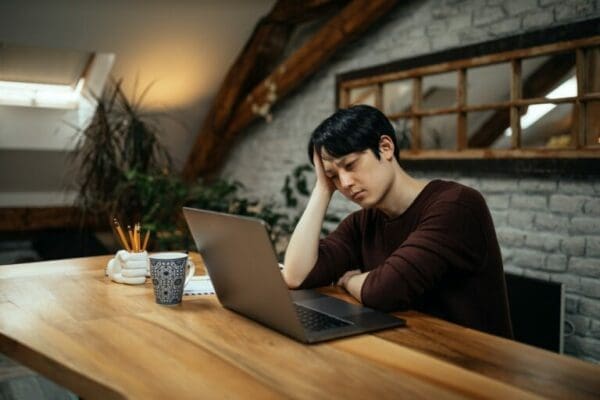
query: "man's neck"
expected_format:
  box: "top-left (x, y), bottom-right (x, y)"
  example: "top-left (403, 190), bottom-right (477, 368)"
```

top-left (376, 166), bottom-right (429, 219)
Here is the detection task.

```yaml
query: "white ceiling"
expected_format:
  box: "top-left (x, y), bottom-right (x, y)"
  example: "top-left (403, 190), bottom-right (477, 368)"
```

top-left (0, 0), bottom-right (275, 206)
top-left (0, 44), bottom-right (92, 85)
top-left (0, 0), bottom-right (276, 166)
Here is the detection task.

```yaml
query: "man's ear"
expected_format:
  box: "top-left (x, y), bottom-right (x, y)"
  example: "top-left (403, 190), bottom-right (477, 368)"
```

top-left (379, 135), bottom-right (395, 161)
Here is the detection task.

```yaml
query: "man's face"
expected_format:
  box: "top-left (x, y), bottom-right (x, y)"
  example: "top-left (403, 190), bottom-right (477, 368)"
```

top-left (320, 146), bottom-right (394, 208)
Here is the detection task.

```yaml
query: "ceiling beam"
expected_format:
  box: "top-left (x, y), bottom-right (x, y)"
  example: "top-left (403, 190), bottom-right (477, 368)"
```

top-left (185, 1), bottom-right (347, 171)
top-left (203, 13), bottom-right (294, 139)
top-left (183, 0), bottom-right (398, 180)
top-left (468, 53), bottom-right (575, 148)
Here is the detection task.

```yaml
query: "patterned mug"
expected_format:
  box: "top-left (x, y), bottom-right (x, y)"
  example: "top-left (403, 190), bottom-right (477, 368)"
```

top-left (149, 252), bottom-right (195, 305)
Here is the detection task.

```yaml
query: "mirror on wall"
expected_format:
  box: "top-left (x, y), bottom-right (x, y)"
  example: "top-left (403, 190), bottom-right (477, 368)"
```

top-left (337, 25), bottom-right (600, 161)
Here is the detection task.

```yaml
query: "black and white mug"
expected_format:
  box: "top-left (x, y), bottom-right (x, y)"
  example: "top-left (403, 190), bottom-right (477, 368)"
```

top-left (149, 252), bottom-right (195, 305)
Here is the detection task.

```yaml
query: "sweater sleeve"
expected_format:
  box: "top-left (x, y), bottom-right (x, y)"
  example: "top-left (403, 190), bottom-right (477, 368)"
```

top-left (361, 199), bottom-right (487, 312)
top-left (298, 211), bottom-right (362, 289)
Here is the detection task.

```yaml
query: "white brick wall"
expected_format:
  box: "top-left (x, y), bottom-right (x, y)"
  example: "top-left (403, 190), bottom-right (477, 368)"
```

top-left (219, 0), bottom-right (600, 362)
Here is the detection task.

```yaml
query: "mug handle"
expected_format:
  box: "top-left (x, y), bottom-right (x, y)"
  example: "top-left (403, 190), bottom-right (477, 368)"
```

top-left (184, 260), bottom-right (196, 287)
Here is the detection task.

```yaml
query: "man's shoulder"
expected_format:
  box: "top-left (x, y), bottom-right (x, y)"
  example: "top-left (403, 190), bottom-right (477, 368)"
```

top-left (428, 180), bottom-right (485, 204)
top-left (423, 180), bottom-right (488, 216)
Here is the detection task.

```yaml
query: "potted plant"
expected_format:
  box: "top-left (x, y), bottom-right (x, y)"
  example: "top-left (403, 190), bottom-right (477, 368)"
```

top-left (70, 80), bottom-right (292, 253)
top-left (71, 79), bottom-right (171, 224)
top-left (71, 80), bottom-right (337, 256)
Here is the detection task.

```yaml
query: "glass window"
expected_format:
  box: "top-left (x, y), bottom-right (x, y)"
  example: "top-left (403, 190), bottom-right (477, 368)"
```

top-left (421, 115), bottom-right (456, 150)
top-left (422, 72), bottom-right (456, 110)
top-left (348, 85), bottom-right (377, 107)
top-left (467, 63), bottom-right (510, 106)
top-left (521, 103), bottom-right (575, 149)
top-left (467, 110), bottom-right (511, 149)
top-left (337, 32), bottom-right (599, 160)
top-left (521, 53), bottom-right (575, 99)
top-left (383, 80), bottom-right (412, 115)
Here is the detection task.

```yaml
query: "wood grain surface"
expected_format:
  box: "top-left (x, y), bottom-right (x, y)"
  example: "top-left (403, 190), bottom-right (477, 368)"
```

top-left (0, 255), bottom-right (598, 399)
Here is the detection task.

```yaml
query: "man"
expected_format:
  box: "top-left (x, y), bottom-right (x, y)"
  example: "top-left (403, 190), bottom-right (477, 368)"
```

top-left (282, 105), bottom-right (513, 338)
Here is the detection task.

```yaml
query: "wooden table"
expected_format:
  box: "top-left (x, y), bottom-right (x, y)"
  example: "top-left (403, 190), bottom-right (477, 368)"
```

top-left (0, 255), bottom-right (598, 399)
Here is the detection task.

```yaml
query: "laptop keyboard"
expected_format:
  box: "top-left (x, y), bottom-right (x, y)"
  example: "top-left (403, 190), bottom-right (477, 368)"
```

top-left (294, 304), bottom-right (351, 331)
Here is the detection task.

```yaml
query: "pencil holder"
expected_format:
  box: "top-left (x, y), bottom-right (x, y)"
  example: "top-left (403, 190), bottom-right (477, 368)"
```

top-left (106, 250), bottom-right (149, 285)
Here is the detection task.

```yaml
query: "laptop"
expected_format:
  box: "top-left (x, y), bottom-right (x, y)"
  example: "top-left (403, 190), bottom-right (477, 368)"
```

top-left (183, 207), bottom-right (405, 343)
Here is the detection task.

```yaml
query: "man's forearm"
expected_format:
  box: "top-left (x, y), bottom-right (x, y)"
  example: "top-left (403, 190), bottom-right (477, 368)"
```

top-left (283, 186), bottom-right (332, 288)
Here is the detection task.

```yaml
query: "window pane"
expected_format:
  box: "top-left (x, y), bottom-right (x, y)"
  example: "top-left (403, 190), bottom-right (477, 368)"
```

top-left (467, 110), bottom-right (511, 149)
top-left (422, 72), bottom-right (456, 110)
top-left (522, 52), bottom-right (575, 99)
top-left (519, 103), bottom-right (575, 149)
top-left (467, 63), bottom-right (510, 105)
top-left (383, 80), bottom-right (412, 115)
top-left (586, 101), bottom-right (600, 147)
top-left (348, 85), bottom-right (377, 106)
top-left (421, 114), bottom-right (456, 150)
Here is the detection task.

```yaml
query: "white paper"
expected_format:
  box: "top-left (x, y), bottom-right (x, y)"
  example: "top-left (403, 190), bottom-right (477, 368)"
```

top-left (184, 275), bottom-right (215, 296)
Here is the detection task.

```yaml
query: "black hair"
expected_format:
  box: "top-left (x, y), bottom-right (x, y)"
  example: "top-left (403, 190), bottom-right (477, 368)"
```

top-left (307, 105), bottom-right (400, 165)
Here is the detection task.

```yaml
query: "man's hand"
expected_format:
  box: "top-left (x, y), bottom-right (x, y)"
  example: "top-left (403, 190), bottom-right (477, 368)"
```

top-left (337, 269), bottom-right (369, 303)
top-left (283, 150), bottom-right (335, 288)
top-left (313, 148), bottom-right (336, 195)
top-left (106, 250), bottom-right (147, 285)
top-left (337, 269), bottom-right (362, 288)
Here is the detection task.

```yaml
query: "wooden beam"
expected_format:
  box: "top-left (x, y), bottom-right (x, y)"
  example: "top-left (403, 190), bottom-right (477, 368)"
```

top-left (585, 48), bottom-right (600, 146)
top-left (575, 48), bottom-right (587, 148)
top-left (399, 148), bottom-right (600, 160)
top-left (457, 68), bottom-right (467, 150)
top-left (210, 1), bottom-right (349, 136)
top-left (411, 76), bottom-right (422, 151)
top-left (0, 207), bottom-right (105, 232)
top-left (182, 0), bottom-right (349, 181)
top-left (510, 59), bottom-right (522, 149)
top-left (183, 0), bottom-right (399, 180)
top-left (340, 87), bottom-right (350, 108)
top-left (387, 94), bottom-right (599, 119)
top-left (201, 12), bottom-right (294, 139)
top-left (339, 36), bottom-right (600, 90)
top-left (375, 83), bottom-right (383, 110)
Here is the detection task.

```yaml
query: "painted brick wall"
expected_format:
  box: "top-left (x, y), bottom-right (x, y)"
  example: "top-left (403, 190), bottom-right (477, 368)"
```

top-left (219, 0), bottom-right (600, 362)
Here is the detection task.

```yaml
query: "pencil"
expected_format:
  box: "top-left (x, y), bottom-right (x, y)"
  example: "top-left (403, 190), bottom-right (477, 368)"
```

top-left (142, 229), bottom-right (150, 251)
top-left (132, 223), bottom-right (137, 252)
top-left (135, 223), bottom-right (141, 252)
top-left (128, 226), bottom-right (135, 252)
top-left (113, 218), bottom-right (131, 251)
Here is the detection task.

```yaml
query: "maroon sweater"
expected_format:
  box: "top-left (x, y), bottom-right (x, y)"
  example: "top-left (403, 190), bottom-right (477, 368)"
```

top-left (299, 180), bottom-right (513, 338)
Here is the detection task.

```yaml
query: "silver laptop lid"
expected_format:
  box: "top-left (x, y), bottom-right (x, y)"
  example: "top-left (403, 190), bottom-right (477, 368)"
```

top-left (183, 207), bottom-right (306, 340)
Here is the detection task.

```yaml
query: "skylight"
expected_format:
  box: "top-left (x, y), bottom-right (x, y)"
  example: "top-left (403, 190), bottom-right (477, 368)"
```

top-left (0, 44), bottom-right (94, 109)
top-left (0, 78), bottom-right (85, 109)
top-left (0, 44), bottom-right (114, 151)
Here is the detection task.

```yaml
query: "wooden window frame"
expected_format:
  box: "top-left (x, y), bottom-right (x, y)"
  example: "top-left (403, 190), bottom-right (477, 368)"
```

top-left (335, 18), bottom-right (600, 176)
